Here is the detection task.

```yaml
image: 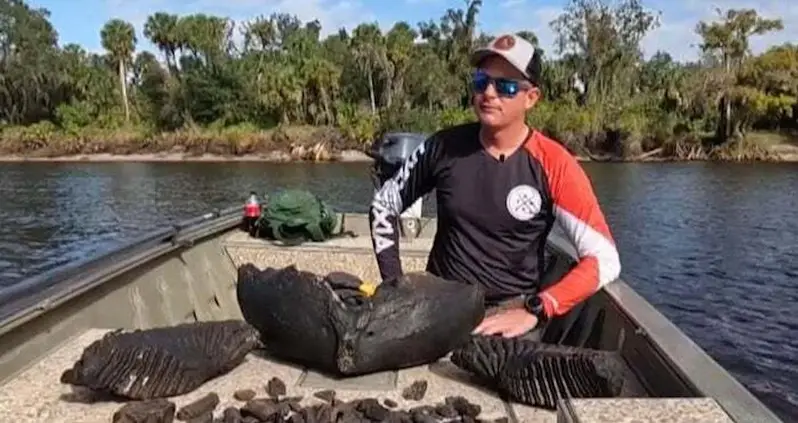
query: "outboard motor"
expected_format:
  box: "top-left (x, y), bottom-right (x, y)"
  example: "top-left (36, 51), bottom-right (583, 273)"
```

top-left (367, 132), bottom-right (428, 237)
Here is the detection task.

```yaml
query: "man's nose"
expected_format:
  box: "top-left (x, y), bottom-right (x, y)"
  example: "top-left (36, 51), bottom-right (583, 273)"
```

top-left (482, 82), bottom-right (498, 99)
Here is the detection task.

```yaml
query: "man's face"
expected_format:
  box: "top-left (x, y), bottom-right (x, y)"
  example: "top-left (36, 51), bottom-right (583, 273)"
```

top-left (471, 55), bottom-right (540, 128)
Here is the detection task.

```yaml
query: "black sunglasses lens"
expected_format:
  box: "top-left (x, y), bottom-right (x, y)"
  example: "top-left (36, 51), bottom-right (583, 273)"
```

top-left (495, 79), bottom-right (519, 96)
top-left (472, 73), bottom-right (489, 92)
top-left (472, 72), bottom-right (521, 97)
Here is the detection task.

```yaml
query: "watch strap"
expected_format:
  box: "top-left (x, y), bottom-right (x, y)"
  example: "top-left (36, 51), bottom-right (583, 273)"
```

top-left (524, 294), bottom-right (547, 321)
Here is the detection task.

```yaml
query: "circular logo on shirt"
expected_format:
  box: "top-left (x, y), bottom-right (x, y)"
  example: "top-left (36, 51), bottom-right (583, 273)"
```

top-left (506, 184), bottom-right (542, 221)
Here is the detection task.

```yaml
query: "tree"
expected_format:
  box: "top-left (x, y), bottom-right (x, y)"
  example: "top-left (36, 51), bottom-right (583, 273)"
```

top-left (1, 0), bottom-right (795, 162)
top-left (100, 19), bottom-right (137, 122)
top-left (696, 8), bottom-right (783, 141)
top-left (550, 0), bottom-right (660, 106)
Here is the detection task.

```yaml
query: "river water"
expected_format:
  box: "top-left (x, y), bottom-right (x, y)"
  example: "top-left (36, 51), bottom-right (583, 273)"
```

top-left (0, 161), bottom-right (796, 419)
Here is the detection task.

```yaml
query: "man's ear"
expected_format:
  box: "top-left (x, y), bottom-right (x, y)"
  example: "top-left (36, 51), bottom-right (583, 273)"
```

top-left (525, 87), bottom-right (541, 109)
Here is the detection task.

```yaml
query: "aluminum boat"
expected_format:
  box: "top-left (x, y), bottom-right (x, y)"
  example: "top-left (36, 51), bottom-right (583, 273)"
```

top-left (0, 208), bottom-right (782, 423)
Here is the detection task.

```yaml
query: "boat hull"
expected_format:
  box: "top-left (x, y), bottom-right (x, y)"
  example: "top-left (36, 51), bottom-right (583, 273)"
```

top-left (0, 209), bottom-right (782, 423)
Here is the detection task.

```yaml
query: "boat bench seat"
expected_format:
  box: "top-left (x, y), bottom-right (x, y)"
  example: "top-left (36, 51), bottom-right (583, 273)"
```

top-left (557, 397), bottom-right (735, 422)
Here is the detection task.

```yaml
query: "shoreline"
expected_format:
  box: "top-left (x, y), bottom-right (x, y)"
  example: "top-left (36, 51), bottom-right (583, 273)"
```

top-left (2, 151), bottom-right (797, 163)
top-left (0, 150), bottom-right (376, 163)
top-left (1, 145), bottom-right (797, 164)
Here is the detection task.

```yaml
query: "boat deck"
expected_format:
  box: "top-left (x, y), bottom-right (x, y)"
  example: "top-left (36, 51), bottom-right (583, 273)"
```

top-left (0, 329), bottom-right (734, 423)
top-left (0, 329), bottom-right (555, 423)
top-left (0, 228), bottom-right (737, 422)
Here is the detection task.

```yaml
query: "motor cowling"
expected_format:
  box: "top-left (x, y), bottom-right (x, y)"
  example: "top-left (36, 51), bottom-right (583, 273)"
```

top-left (367, 132), bottom-right (428, 189)
top-left (367, 132), bottom-right (428, 237)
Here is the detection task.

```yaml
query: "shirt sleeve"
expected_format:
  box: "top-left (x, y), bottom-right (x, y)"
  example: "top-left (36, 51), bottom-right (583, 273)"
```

top-left (369, 135), bottom-right (442, 281)
top-left (533, 137), bottom-right (621, 317)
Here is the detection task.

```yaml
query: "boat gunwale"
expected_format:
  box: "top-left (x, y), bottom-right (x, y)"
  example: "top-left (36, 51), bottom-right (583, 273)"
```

top-left (544, 232), bottom-right (784, 423)
top-left (0, 206), bottom-right (243, 337)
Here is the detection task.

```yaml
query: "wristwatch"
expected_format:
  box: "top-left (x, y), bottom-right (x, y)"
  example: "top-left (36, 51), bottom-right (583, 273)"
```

top-left (523, 294), bottom-right (549, 323)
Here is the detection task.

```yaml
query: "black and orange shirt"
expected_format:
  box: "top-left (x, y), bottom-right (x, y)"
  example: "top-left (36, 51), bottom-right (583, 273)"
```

top-left (369, 122), bottom-right (621, 318)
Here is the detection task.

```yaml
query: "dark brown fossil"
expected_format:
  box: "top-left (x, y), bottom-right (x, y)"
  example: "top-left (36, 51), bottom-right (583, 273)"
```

top-left (266, 376), bottom-right (287, 399)
top-left (113, 392), bottom-right (508, 423)
top-left (240, 398), bottom-right (282, 421)
top-left (236, 264), bottom-right (485, 376)
top-left (221, 406), bottom-right (243, 423)
top-left (61, 320), bottom-right (260, 399)
top-left (401, 379), bottom-right (428, 401)
top-left (450, 335), bottom-right (625, 410)
top-left (186, 411), bottom-right (213, 423)
top-left (446, 395), bottom-right (481, 418)
top-left (112, 398), bottom-right (176, 423)
top-left (177, 392), bottom-right (219, 421)
top-left (356, 398), bottom-right (391, 420)
top-left (234, 389), bottom-right (257, 402)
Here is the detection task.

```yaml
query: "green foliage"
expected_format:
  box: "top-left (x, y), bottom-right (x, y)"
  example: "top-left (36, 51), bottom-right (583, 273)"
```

top-left (0, 0), bottom-right (796, 161)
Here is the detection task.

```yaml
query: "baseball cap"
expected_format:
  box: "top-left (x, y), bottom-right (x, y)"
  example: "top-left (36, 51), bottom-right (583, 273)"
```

top-left (470, 33), bottom-right (541, 85)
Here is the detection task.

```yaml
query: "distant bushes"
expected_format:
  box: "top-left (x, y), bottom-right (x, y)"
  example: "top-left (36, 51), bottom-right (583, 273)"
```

top-left (0, 103), bottom-right (786, 162)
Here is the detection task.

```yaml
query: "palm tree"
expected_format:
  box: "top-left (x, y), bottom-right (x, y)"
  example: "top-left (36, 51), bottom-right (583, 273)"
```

top-left (351, 23), bottom-right (387, 115)
top-left (100, 19), bottom-right (137, 122)
top-left (143, 12), bottom-right (180, 73)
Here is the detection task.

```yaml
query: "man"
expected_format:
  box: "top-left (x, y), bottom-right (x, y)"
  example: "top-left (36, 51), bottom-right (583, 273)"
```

top-left (368, 33), bottom-right (621, 339)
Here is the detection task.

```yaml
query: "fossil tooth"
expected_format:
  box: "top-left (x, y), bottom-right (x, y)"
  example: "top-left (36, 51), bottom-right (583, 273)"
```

top-left (61, 320), bottom-right (260, 399)
top-left (450, 335), bottom-right (625, 409)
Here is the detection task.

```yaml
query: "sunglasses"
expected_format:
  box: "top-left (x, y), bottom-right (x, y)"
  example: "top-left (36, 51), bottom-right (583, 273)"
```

top-left (471, 70), bottom-right (530, 98)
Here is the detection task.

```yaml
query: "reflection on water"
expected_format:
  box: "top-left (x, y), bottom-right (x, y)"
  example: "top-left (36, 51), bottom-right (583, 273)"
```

top-left (0, 161), bottom-right (796, 420)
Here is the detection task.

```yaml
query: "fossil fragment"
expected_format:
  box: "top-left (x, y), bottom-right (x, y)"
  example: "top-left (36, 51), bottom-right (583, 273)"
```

top-left (450, 335), bottom-right (625, 410)
top-left (127, 393), bottom-right (497, 423)
top-left (446, 395), bottom-right (481, 417)
top-left (233, 389), bottom-right (256, 402)
top-left (177, 392), bottom-right (219, 421)
top-left (221, 406), bottom-right (243, 423)
top-left (283, 397), bottom-right (304, 412)
top-left (313, 389), bottom-right (336, 403)
top-left (356, 398), bottom-right (391, 420)
top-left (112, 398), bottom-right (176, 423)
top-left (266, 376), bottom-right (286, 399)
top-left (61, 320), bottom-right (260, 399)
top-left (240, 398), bottom-right (282, 421)
top-left (401, 379), bottom-right (428, 401)
top-left (236, 264), bottom-right (485, 376)
top-left (185, 412), bottom-right (213, 423)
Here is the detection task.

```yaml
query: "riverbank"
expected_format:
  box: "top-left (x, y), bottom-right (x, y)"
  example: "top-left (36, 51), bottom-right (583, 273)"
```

top-left (4, 146), bottom-right (798, 163)
top-left (1, 123), bottom-right (797, 163)
top-left (0, 150), bottom-right (375, 163)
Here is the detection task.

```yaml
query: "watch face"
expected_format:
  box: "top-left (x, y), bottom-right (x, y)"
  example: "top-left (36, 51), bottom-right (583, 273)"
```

top-left (525, 295), bottom-right (542, 314)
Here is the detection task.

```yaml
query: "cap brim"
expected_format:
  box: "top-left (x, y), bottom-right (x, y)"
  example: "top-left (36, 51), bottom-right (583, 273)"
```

top-left (470, 48), bottom-right (501, 67)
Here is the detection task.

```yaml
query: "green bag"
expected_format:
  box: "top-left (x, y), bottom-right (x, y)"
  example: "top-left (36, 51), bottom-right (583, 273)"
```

top-left (256, 189), bottom-right (337, 244)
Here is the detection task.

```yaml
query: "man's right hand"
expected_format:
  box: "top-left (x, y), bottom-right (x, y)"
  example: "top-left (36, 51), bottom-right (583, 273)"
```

top-left (472, 307), bottom-right (539, 338)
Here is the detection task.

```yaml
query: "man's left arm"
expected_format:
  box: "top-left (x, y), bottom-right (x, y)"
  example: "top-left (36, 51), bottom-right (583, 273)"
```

top-left (538, 152), bottom-right (621, 318)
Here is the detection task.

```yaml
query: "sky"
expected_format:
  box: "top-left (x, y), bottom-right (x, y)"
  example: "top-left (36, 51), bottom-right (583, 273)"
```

top-left (33, 0), bottom-right (798, 63)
